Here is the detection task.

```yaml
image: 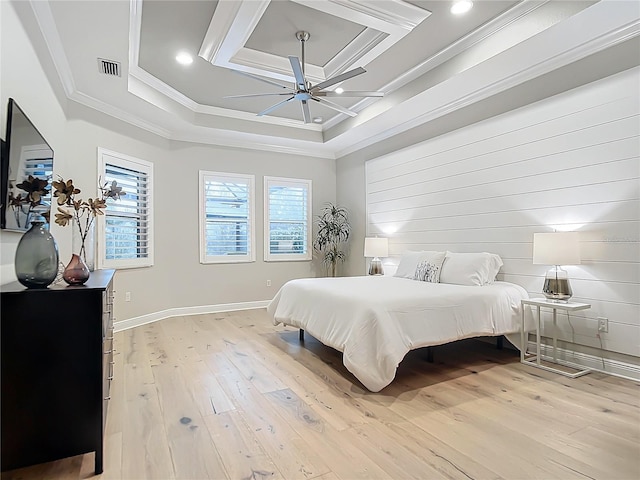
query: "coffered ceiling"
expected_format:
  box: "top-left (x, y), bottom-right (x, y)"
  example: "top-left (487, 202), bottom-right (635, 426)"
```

top-left (16, 0), bottom-right (640, 158)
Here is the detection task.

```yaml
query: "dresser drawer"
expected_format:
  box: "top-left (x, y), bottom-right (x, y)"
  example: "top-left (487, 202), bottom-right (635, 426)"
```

top-left (1, 269), bottom-right (115, 475)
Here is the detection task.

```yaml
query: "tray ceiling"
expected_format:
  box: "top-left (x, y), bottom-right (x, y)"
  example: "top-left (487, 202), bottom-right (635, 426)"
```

top-left (18, 0), bottom-right (639, 158)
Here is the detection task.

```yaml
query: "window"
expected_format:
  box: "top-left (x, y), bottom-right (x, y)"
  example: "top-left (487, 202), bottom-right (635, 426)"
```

top-left (264, 176), bottom-right (312, 261)
top-left (199, 171), bottom-right (255, 263)
top-left (97, 148), bottom-right (153, 269)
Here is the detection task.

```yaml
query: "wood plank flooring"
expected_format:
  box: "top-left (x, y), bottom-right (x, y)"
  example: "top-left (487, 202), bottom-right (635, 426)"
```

top-left (3, 309), bottom-right (639, 480)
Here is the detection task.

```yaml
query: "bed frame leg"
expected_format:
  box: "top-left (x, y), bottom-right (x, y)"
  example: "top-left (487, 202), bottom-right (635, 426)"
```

top-left (497, 336), bottom-right (503, 350)
top-left (299, 329), bottom-right (304, 342)
top-left (426, 347), bottom-right (434, 363)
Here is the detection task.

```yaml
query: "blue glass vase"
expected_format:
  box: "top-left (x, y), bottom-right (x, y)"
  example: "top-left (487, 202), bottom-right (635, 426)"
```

top-left (14, 216), bottom-right (59, 288)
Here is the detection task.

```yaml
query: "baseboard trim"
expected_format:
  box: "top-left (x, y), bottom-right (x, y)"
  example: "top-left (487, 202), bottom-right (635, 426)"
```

top-left (530, 341), bottom-right (640, 381)
top-left (113, 300), bottom-right (271, 332)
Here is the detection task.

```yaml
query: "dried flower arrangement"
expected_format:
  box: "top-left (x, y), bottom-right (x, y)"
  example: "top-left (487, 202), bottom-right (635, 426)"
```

top-left (53, 177), bottom-right (123, 263)
top-left (7, 175), bottom-right (50, 226)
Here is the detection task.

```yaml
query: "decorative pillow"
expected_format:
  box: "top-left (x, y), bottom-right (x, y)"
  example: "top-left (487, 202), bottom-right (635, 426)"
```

top-left (439, 252), bottom-right (504, 286)
top-left (394, 251), bottom-right (446, 281)
top-left (413, 260), bottom-right (442, 283)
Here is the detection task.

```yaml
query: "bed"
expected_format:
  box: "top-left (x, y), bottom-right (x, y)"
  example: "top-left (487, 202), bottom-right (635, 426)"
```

top-left (267, 273), bottom-right (531, 392)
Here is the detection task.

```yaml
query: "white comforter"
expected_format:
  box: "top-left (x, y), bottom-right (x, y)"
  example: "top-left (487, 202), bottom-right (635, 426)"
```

top-left (268, 276), bottom-right (529, 392)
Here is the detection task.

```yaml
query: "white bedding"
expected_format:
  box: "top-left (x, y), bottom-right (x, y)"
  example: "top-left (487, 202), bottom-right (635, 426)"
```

top-left (267, 276), bottom-right (530, 392)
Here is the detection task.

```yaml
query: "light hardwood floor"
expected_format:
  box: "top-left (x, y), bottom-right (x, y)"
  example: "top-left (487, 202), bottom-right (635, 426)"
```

top-left (3, 309), bottom-right (639, 480)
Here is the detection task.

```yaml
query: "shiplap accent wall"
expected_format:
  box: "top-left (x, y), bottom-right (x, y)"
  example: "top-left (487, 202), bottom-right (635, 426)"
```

top-left (365, 68), bottom-right (639, 361)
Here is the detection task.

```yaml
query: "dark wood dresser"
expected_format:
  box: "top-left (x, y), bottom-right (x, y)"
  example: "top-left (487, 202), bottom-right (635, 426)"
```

top-left (1, 269), bottom-right (115, 474)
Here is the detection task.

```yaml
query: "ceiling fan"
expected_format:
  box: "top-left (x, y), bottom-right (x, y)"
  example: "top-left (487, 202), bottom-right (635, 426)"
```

top-left (224, 31), bottom-right (384, 123)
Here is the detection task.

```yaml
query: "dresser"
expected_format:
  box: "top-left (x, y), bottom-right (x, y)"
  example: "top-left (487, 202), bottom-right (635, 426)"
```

top-left (1, 269), bottom-right (115, 474)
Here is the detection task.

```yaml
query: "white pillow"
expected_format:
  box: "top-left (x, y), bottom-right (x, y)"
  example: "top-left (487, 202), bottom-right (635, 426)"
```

top-left (394, 251), bottom-right (446, 282)
top-left (439, 252), bottom-right (504, 286)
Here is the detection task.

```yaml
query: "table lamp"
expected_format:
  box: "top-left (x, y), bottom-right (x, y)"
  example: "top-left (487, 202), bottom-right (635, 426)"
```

top-left (532, 232), bottom-right (581, 302)
top-left (364, 237), bottom-right (388, 275)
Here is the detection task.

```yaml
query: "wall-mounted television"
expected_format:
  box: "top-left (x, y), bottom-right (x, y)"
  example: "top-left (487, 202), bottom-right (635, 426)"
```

top-left (0, 98), bottom-right (54, 232)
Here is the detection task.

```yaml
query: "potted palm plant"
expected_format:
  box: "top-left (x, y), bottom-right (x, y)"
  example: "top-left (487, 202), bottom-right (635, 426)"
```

top-left (313, 203), bottom-right (351, 277)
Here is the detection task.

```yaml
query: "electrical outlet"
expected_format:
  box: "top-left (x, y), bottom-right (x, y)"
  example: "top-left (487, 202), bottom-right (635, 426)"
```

top-left (125, 291), bottom-right (131, 302)
top-left (597, 317), bottom-right (608, 333)
top-left (266, 280), bottom-right (271, 287)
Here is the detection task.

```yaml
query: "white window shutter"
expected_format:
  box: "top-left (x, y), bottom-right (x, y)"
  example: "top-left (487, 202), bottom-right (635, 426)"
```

top-left (199, 171), bottom-right (255, 264)
top-left (264, 177), bottom-right (312, 262)
top-left (98, 148), bottom-right (154, 269)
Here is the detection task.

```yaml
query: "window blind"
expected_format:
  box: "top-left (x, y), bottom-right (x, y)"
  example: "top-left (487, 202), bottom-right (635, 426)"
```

top-left (22, 156), bottom-right (53, 179)
top-left (200, 171), bottom-right (255, 263)
top-left (264, 177), bottom-right (312, 261)
top-left (18, 147), bottom-right (53, 205)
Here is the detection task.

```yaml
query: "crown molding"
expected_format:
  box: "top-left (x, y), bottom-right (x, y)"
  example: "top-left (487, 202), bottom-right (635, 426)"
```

top-left (28, 0), bottom-right (76, 96)
top-left (324, 0), bottom-right (550, 130)
top-left (324, 29), bottom-right (387, 82)
top-left (198, 0), bottom-right (429, 83)
top-left (333, 4), bottom-right (640, 158)
top-left (25, 0), bottom-right (639, 162)
top-left (324, 0), bottom-right (429, 30)
top-left (194, 103), bottom-right (322, 131)
top-left (72, 87), bottom-right (332, 159)
top-left (129, 65), bottom-right (199, 110)
top-left (69, 90), bottom-right (172, 138)
top-left (128, 65), bottom-right (321, 131)
top-left (171, 128), bottom-right (335, 160)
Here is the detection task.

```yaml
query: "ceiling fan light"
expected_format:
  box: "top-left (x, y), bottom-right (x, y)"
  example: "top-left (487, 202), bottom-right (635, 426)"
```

top-left (451, 1), bottom-right (473, 15)
top-left (176, 52), bottom-right (193, 65)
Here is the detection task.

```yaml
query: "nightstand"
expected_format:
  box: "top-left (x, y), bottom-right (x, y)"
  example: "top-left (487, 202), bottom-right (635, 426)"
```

top-left (521, 298), bottom-right (592, 378)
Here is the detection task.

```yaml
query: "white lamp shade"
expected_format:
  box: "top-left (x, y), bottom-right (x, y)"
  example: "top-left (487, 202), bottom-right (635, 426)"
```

top-left (364, 237), bottom-right (388, 258)
top-left (533, 232), bottom-right (581, 266)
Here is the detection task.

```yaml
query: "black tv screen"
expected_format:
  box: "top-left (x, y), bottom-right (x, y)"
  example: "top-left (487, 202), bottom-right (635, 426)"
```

top-left (1, 98), bottom-right (54, 231)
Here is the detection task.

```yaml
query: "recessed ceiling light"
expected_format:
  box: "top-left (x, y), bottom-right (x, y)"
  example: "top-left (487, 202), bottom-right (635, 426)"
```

top-left (335, 87), bottom-right (344, 94)
top-left (451, 1), bottom-right (473, 15)
top-left (176, 52), bottom-right (193, 65)
top-left (313, 117), bottom-right (323, 123)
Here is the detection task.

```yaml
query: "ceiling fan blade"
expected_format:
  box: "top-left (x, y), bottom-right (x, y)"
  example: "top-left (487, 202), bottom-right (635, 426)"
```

top-left (257, 96), bottom-right (295, 117)
top-left (301, 100), bottom-right (311, 123)
top-left (311, 96), bottom-right (357, 117)
top-left (311, 67), bottom-right (366, 91)
top-left (224, 92), bottom-right (294, 99)
top-left (314, 91), bottom-right (384, 98)
top-left (288, 56), bottom-right (306, 90)
top-left (232, 70), bottom-right (290, 90)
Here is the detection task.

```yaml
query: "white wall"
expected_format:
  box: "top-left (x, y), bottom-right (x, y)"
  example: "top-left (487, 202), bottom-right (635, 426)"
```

top-left (362, 68), bottom-right (639, 366)
top-left (0, 1), bottom-right (68, 283)
top-left (1, 2), bottom-right (337, 327)
top-left (124, 140), bottom-right (335, 322)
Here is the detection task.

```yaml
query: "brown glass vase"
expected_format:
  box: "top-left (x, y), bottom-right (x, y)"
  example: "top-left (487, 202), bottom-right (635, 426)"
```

top-left (63, 253), bottom-right (90, 285)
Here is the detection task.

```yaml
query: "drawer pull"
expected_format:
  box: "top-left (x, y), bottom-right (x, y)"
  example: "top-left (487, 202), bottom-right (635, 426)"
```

top-left (104, 395), bottom-right (111, 401)
top-left (104, 350), bottom-right (112, 355)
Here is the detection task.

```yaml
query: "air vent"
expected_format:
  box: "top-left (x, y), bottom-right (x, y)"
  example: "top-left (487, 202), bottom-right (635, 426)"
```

top-left (98, 58), bottom-right (121, 77)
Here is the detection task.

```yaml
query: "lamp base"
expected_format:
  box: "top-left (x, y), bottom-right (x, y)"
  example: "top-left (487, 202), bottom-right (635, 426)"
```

top-left (542, 266), bottom-right (573, 302)
top-left (368, 257), bottom-right (384, 276)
